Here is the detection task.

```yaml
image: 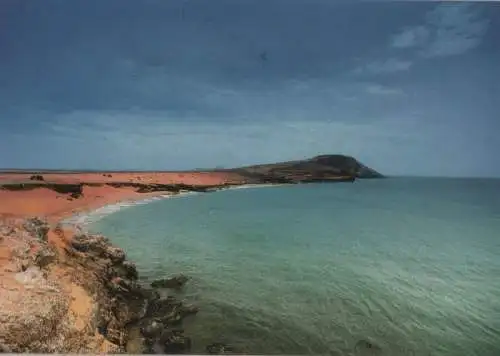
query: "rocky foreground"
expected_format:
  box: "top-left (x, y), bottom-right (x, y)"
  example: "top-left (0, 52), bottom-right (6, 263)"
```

top-left (0, 217), bottom-right (225, 354)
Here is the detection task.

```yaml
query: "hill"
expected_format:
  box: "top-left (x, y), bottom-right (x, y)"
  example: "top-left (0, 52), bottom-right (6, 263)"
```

top-left (227, 154), bottom-right (384, 184)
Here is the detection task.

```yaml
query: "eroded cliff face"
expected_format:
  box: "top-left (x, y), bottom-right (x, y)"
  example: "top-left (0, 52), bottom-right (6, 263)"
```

top-left (0, 218), bottom-right (197, 354)
top-left (0, 218), bottom-right (116, 353)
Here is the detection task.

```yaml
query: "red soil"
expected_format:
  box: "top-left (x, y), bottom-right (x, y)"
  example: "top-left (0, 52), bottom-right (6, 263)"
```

top-left (0, 171), bottom-right (245, 223)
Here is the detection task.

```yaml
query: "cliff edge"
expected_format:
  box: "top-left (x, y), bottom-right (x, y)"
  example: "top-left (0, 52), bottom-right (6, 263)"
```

top-left (0, 218), bottom-right (197, 354)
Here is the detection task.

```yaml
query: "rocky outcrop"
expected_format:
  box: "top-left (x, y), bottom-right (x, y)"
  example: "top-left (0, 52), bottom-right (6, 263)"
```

top-left (0, 218), bottom-right (105, 353)
top-left (151, 275), bottom-right (189, 289)
top-left (206, 342), bottom-right (239, 354)
top-left (29, 175), bottom-right (45, 181)
top-left (63, 232), bottom-right (200, 353)
top-left (0, 218), bottom-right (200, 354)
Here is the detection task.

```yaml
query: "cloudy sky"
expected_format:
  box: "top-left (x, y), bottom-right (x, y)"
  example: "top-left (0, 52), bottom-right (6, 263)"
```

top-left (1, 0), bottom-right (499, 176)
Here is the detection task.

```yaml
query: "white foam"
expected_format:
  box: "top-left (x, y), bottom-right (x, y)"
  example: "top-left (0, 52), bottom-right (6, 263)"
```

top-left (59, 184), bottom-right (285, 229)
top-left (60, 193), bottom-right (177, 228)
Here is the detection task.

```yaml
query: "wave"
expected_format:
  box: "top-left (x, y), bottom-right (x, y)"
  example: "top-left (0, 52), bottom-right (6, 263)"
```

top-left (59, 184), bottom-right (285, 229)
top-left (60, 192), bottom-right (200, 228)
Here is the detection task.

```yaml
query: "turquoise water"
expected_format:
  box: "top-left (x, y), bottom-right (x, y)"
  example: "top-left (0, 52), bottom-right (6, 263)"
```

top-left (90, 178), bottom-right (500, 355)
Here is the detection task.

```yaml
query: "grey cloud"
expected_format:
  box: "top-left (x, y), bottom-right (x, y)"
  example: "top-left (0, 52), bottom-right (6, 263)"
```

top-left (391, 3), bottom-right (490, 58)
top-left (365, 84), bottom-right (405, 96)
top-left (391, 26), bottom-right (430, 48)
top-left (353, 58), bottom-right (413, 74)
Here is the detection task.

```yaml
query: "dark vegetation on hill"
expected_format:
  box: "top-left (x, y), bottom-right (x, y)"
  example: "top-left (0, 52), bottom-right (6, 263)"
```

top-left (227, 154), bottom-right (384, 184)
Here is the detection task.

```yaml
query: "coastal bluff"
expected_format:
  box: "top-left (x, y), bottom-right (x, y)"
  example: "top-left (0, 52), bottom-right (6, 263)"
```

top-left (0, 217), bottom-right (198, 353)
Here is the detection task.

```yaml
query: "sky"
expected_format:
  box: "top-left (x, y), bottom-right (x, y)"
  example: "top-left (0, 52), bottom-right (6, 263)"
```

top-left (0, 0), bottom-right (499, 177)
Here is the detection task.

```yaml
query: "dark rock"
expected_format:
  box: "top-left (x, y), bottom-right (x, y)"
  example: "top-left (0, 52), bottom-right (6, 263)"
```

top-left (63, 229), bottom-right (199, 353)
top-left (71, 234), bottom-right (124, 263)
top-left (23, 217), bottom-right (50, 242)
top-left (34, 245), bottom-right (57, 268)
top-left (71, 234), bottom-right (108, 253)
top-left (108, 278), bottom-right (146, 299)
top-left (181, 303), bottom-right (199, 315)
top-left (140, 319), bottom-right (164, 338)
top-left (29, 174), bottom-right (44, 181)
top-left (105, 246), bottom-right (126, 264)
top-left (111, 260), bottom-right (139, 280)
top-left (145, 288), bottom-right (161, 302)
top-left (206, 342), bottom-right (237, 355)
top-left (354, 339), bottom-right (382, 355)
top-left (142, 296), bottom-right (198, 328)
top-left (151, 274), bottom-right (189, 289)
top-left (159, 328), bottom-right (191, 354)
top-left (97, 323), bottom-right (108, 337)
top-left (145, 297), bottom-right (179, 318)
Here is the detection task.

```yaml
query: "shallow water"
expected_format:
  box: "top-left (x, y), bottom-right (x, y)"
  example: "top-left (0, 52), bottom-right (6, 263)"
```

top-left (90, 178), bottom-right (500, 355)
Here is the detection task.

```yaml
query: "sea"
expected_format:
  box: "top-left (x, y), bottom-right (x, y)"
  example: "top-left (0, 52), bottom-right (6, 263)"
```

top-left (87, 178), bottom-right (500, 356)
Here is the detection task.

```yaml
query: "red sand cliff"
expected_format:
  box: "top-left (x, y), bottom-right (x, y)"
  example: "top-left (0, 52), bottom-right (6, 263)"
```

top-left (0, 171), bottom-right (245, 222)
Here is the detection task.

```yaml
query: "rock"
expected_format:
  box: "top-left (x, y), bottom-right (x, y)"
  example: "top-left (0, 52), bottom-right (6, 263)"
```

top-left (29, 175), bottom-right (44, 181)
top-left (34, 245), bottom-right (57, 268)
top-left (0, 342), bottom-right (12, 353)
top-left (140, 319), bottom-right (164, 338)
top-left (125, 326), bottom-right (148, 354)
top-left (108, 277), bottom-right (145, 299)
top-left (71, 234), bottom-right (124, 263)
top-left (14, 266), bottom-right (44, 286)
top-left (354, 339), bottom-right (382, 355)
top-left (159, 328), bottom-right (191, 354)
top-left (71, 234), bottom-right (106, 253)
top-left (145, 297), bottom-right (179, 319)
top-left (179, 303), bottom-right (199, 317)
top-left (23, 217), bottom-right (49, 242)
top-left (111, 260), bottom-right (139, 280)
top-left (105, 246), bottom-right (126, 264)
top-left (151, 274), bottom-right (189, 289)
top-left (206, 342), bottom-right (237, 355)
top-left (70, 191), bottom-right (82, 199)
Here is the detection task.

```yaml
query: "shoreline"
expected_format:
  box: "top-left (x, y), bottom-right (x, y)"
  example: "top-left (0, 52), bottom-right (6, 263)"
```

top-left (59, 183), bottom-right (287, 229)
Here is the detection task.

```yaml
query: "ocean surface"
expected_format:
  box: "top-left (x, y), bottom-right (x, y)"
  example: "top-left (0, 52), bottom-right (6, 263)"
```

top-left (89, 178), bottom-right (500, 356)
